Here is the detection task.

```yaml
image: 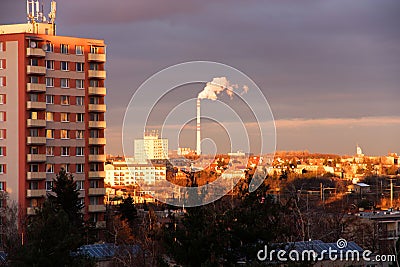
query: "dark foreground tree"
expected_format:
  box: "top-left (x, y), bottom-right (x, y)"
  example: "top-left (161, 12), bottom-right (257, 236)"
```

top-left (9, 169), bottom-right (93, 267)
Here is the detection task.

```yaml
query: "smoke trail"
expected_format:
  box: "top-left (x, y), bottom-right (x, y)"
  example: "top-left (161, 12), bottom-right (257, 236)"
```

top-left (198, 77), bottom-right (248, 100)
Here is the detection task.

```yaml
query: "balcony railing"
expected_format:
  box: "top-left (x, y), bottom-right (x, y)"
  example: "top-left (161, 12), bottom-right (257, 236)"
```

top-left (27, 101), bottom-right (46, 110)
top-left (88, 188), bottom-right (106, 196)
top-left (88, 121), bottom-right (106, 128)
top-left (27, 154), bottom-right (46, 162)
top-left (88, 104), bottom-right (106, 112)
top-left (27, 83), bottom-right (46, 92)
top-left (89, 171), bottom-right (106, 178)
top-left (26, 48), bottom-right (46, 57)
top-left (27, 65), bottom-right (46, 75)
top-left (88, 70), bottom-right (106, 79)
top-left (27, 172), bottom-right (46, 180)
top-left (27, 136), bottom-right (46, 145)
top-left (26, 189), bottom-right (46, 198)
top-left (27, 119), bottom-right (46, 127)
top-left (88, 204), bottom-right (106, 213)
top-left (88, 53), bottom-right (106, 62)
top-left (89, 138), bottom-right (106, 145)
top-left (89, 155), bottom-right (106, 162)
top-left (88, 87), bottom-right (106, 95)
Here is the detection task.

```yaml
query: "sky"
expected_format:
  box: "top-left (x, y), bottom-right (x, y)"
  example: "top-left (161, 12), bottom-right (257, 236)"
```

top-left (1, 0), bottom-right (399, 156)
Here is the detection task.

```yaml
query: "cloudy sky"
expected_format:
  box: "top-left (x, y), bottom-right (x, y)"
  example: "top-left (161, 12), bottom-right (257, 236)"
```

top-left (1, 0), bottom-right (399, 156)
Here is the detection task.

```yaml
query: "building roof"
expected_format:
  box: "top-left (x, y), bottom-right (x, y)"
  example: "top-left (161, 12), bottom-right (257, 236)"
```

top-left (76, 243), bottom-right (139, 260)
top-left (355, 183), bottom-right (370, 187)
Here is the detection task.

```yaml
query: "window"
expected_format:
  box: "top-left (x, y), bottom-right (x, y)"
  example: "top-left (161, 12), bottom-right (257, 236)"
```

top-left (90, 80), bottom-right (99, 87)
top-left (0, 42), bottom-right (3, 51)
top-left (90, 146), bottom-right (99, 155)
top-left (90, 46), bottom-right (99, 54)
top-left (46, 181), bottom-right (53, 191)
top-left (46, 77), bottom-right (54, 87)
top-left (61, 78), bottom-right (69, 88)
top-left (46, 95), bottom-right (54, 104)
top-left (45, 112), bottom-right (53, 121)
top-left (30, 164), bottom-right (39, 172)
top-left (45, 43), bottom-right (54, 52)
top-left (90, 130), bottom-right (99, 138)
top-left (90, 113), bottom-right (99, 121)
top-left (61, 147), bottom-right (69, 156)
top-left (60, 44), bottom-right (69, 54)
top-left (60, 130), bottom-right (69, 139)
top-left (61, 95), bottom-right (70, 105)
top-left (0, 59), bottom-right (4, 69)
top-left (76, 62), bottom-right (84, 72)
top-left (29, 147), bottom-right (38, 154)
top-left (29, 111), bottom-right (38, 120)
top-left (76, 45), bottom-right (84, 55)
top-left (0, 112), bottom-right (5, 121)
top-left (76, 113), bottom-right (84, 122)
top-left (46, 146), bottom-right (54, 156)
top-left (90, 163), bottom-right (100, 171)
top-left (29, 93), bottom-right (38, 102)
top-left (61, 61), bottom-right (69, 71)
top-left (29, 76), bottom-right (38, 84)
top-left (76, 96), bottom-right (84, 106)
top-left (76, 180), bottom-right (84, 190)
top-left (89, 63), bottom-right (99, 70)
top-left (61, 113), bottom-right (69, 122)
top-left (0, 95), bottom-right (5, 104)
top-left (76, 79), bottom-right (84, 89)
top-left (45, 60), bottom-right (54, 70)
top-left (29, 181), bottom-right (39, 190)
top-left (76, 164), bottom-right (84, 173)
top-left (46, 129), bottom-right (54, 139)
top-left (29, 129), bottom-right (38, 137)
top-left (29, 58), bottom-right (38, 66)
top-left (90, 180), bottom-right (99, 188)
top-left (76, 147), bottom-right (84, 156)
top-left (0, 164), bottom-right (6, 174)
top-left (76, 130), bottom-right (84, 139)
top-left (89, 97), bottom-right (100, 104)
top-left (46, 164), bottom-right (54, 173)
top-left (0, 147), bottom-right (4, 156)
top-left (0, 129), bottom-right (5, 139)
top-left (0, 77), bottom-right (5, 87)
top-left (61, 164), bottom-right (69, 172)
top-left (0, 181), bottom-right (5, 191)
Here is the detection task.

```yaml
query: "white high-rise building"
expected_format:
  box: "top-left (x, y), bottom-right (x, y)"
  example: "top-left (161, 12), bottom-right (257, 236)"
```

top-left (134, 132), bottom-right (168, 163)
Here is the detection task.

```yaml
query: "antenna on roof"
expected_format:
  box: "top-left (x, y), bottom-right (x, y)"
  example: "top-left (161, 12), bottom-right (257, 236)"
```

top-left (48, 0), bottom-right (57, 24)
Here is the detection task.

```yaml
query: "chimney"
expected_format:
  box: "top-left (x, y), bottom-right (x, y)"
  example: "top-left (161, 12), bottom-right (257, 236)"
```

top-left (196, 98), bottom-right (201, 155)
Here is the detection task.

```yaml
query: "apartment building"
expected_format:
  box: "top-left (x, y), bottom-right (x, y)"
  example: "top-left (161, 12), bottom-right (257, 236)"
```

top-left (134, 131), bottom-right (169, 163)
top-left (0, 15), bottom-right (107, 229)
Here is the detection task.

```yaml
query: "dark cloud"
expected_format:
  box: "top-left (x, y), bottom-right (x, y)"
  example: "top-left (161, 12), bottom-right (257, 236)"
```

top-left (1, 0), bottom-right (399, 155)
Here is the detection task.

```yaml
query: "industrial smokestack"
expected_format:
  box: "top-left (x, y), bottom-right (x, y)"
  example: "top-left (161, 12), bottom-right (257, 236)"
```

top-left (196, 98), bottom-right (201, 155)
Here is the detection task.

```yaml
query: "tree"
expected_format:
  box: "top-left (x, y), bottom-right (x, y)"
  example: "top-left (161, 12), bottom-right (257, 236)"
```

top-left (9, 169), bottom-right (92, 266)
top-left (118, 195), bottom-right (137, 227)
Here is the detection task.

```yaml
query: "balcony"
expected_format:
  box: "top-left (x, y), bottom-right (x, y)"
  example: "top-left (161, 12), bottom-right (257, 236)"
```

top-left (88, 70), bottom-right (106, 79)
top-left (88, 188), bottom-right (106, 196)
top-left (88, 53), bottom-right (106, 62)
top-left (27, 172), bottom-right (46, 180)
top-left (27, 83), bottom-right (46, 92)
top-left (27, 136), bottom-right (46, 145)
top-left (89, 171), bottom-right (106, 178)
top-left (89, 121), bottom-right (106, 128)
top-left (96, 221), bottom-right (106, 229)
top-left (27, 101), bottom-right (46, 110)
top-left (88, 204), bottom-right (106, 213)
top-left (88, 87), bottom-right (106, 95)
top-left (27, 154), bottom-right (46, 162)
top-left (27, 65), bottom-right (46, 75)
top-left (88, 104), bottom-right (106, 112)
top-left (89, 154), bottom-right (106, 162)
top-left (27, 119), bottom-right (46, 127)
top-left (26, 48), bottom-right (46, 57)
top-left (89, 138), bottom-right (106, 145)
top-left (26, 207), bottom-right (37, 216)
top-left (26, 189), bottom-right (46, 198)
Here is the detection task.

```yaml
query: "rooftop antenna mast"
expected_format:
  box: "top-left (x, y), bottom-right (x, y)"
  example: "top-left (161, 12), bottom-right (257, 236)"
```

top-left (48, 0), bottom-right (57, 24)
top-left (26, 0), bottom-right (40, 23)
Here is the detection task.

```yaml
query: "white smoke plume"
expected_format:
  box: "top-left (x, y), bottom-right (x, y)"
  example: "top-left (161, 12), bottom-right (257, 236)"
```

top-left (198, 77), bottom-right (248, 100)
